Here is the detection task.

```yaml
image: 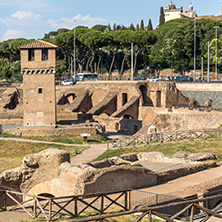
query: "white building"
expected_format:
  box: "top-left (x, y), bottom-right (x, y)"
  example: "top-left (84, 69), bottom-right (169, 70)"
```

top-left (164, 2), bottom-right (197, 22)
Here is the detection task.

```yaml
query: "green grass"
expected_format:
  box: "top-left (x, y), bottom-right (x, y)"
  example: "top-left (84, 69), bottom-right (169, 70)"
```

top-left (94, 140), bottom-right (222, 162)
top-left (2, 133), bottom-right (107, 145)
top-left (0, 140), bottom-right (89, 173)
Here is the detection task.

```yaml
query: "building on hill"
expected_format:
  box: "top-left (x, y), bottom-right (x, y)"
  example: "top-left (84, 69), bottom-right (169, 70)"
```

top-left (165, 1), bottom-right (222, 23)
top-left (196, 14), bottom-right (222, 22)
top-left (164, 1), bottom-right (197, 22)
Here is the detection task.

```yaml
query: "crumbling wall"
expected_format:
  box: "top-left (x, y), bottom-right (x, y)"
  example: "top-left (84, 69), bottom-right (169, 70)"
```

top-left (0, 148), bottom-right (70, 193)
top-left (152, 111), bottom-right (222, 132)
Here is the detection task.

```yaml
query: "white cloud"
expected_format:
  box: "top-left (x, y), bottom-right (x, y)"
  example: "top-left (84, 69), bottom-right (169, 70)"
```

top-left (0, 11), bottom-right (46, 40)
top-left (11, 11), bottom-right (41, 20)
top-left (0, 11), bottom-right (42, 28)
top-left (47, 14), bottom-right (108, 29)
top-left (2, 30), bottom-right (23, 40)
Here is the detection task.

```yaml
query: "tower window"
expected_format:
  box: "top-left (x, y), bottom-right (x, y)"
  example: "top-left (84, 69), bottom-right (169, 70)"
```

top-left (42, 49), bottom-right (48, 61)
top-left (28, 49), bottom-right (35, 61)
top-left (38, 88), bottom-right (43, 94)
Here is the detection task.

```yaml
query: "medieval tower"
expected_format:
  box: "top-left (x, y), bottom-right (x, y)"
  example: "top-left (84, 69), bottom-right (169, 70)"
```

top-left (19, 40), bottom-right (57, 126)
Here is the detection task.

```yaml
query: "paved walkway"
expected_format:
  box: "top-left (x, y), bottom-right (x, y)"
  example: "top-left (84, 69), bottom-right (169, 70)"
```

top-left (70, 143), bottom-right (107, 164)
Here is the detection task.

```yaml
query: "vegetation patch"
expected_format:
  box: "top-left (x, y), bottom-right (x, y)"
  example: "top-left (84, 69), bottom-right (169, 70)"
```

top-left (0, 140), bottom-right (89, 173)
top-left (3, 133), bottom-right (107, 145)
top-left (94, 140), bottom-right (222, 162)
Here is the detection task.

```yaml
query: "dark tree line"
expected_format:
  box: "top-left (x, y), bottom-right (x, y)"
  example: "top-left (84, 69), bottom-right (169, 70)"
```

top-left (1, 8), bottom-right (222, 80)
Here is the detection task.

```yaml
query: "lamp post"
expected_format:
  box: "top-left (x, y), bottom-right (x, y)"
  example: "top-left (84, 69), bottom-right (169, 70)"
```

top-left (131, 43), bottom-right (133, 81)
top-left (214, 26), bottom-right (219, 79)
top-left (193, 10), bottom-right (198, 82)
top-left (73, 20), bottom-right (77, 80)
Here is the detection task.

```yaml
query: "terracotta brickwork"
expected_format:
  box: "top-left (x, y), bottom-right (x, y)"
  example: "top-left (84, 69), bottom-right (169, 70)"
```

top-left (20, 40), bottom-right (57, 126)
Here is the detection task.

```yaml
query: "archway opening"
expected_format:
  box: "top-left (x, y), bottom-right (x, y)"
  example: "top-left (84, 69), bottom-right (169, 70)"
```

top-left (156, 91), bottom-right (161, 107)
top-left (123, 115), bottom-right (134, 119)
top-left (37, 193), bottom-right (55, 201)
top-left (122, 93), bottom-right (128, 106)
top-left (139, 85), bottom-right (153, 106)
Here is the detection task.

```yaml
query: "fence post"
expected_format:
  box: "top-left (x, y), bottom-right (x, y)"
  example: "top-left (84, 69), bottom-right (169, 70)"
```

top-left (33, 198), bottom-right (37, 218)
top-left (160, 133), bottom-right (163, 143)
top-left (190, 204), bottom-right (194, 222)
top-left (129, 190), bottom-right (131, 210)
top-left (148, 210), bottom-right (152, 222)
top-left (74, 197), bottom-right (78, 217)
top-left (107, 141), bottom-right (109, 150)
top-left (101, 195), bottom-right (104, 214)
top-left (49, 199), bottom-right (52, 221)
top-left (124, 191), bottom-right (128, 210)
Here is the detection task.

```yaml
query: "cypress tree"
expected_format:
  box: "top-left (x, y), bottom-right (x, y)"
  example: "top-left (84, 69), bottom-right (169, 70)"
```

top-left (129, 23), bottom-right (135, 31)
top-left (140, 19), bottom-right (144, 30)
top-left (147, 19), bottom-right (153, 31)
top-left (159, 6), bottom-right (165, 26)
top-left (113, 23), bottom-right (116, 31)
top-left (136, 23), bottom-right (140, 30)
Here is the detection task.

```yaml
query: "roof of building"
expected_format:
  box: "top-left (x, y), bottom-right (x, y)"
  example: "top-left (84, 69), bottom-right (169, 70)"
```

top-left (181, 12), bottom-right (196, 19)
top-left (19, 39), bottom-right (57, 49)
top-left (197, 15), bottom-right (222, 22)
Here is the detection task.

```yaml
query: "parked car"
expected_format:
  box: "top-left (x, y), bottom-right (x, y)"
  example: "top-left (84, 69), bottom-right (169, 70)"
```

top-left (61, 79), bottom-right (74, 86)
top-left (164, 76), bottom-right (174, 81)
top-left (180, 76), bottom-right (193, 82)
top-left (175, 75), bottom-right (193, 82)
top-left (174, 76), bottom-right (183, 82)
top-left (147, 77), bottom-right (159, 82)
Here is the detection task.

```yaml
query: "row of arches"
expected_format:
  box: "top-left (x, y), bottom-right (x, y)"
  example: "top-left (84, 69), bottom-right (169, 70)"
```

top-left (22, 69), bottom-right (55, 75)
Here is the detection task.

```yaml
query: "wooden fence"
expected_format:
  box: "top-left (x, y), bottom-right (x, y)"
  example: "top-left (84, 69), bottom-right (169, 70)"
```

top-left (2, 189), bottom-right (222, 221)
top-left (107, 128), bottom-right (222, 150)
top-left (71, 194), bottom-right (222, 222)
top-left (0, 189), bottom-right (130, 221)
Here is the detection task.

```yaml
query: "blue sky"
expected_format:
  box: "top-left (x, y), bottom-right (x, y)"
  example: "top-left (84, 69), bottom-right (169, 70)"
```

top-left (0, 0), bottom-right (221, 41)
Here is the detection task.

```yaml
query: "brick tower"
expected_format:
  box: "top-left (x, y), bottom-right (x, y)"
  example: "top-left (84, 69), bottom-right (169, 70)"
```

top-left (19, 40), bottom-right (57, 126)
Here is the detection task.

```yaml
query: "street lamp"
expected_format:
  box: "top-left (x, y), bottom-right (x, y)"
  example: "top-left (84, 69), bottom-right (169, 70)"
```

top-left (214, 26), bottom-right (219, 79)
top-left (73, 20), bottom-right (77, 80)
top-left (193, 10), bottom-right (199, 82)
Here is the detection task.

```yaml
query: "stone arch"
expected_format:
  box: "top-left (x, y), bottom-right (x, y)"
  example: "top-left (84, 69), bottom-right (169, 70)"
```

top-left (139, 85), bottom-right (153, 106)
top-left (123, 115), bottom-right (134, 119)
top-left (100, 113), bottom-right (110, 117)
top-left (26, 181), bottom-right (67, 201)
top-left (66, 93), bottom-right (76, 103)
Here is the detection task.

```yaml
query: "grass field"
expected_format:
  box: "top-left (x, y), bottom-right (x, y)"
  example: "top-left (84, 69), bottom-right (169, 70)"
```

top-left (3, 133), bottom-right (107, 145)
top-left (0, 140), bottom-right (89, 174)
top-left (94, 140), bottom-right (222, 162)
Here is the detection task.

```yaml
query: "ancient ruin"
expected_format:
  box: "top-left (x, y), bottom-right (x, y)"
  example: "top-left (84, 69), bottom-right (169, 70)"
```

top-left (0, 148), bottom-right (217, 199)
top-left (0, 39), bottom-right (221, 136)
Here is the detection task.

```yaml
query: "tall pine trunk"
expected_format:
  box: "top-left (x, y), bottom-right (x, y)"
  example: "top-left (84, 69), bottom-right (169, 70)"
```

top-left (119, 48), bottom-right (128, 80)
